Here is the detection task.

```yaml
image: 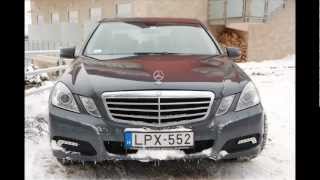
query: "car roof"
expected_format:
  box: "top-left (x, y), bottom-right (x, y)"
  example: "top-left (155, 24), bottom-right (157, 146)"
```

top-left (99, 17), bottom-right (202, 24)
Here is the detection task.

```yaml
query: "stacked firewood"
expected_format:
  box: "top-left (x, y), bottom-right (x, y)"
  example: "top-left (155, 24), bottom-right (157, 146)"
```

top-left (217, 30), bottom-right (247, 62)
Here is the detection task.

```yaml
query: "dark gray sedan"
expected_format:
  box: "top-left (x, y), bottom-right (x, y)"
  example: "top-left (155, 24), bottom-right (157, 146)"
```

top-left (49, 18), bottom-right (267, 164)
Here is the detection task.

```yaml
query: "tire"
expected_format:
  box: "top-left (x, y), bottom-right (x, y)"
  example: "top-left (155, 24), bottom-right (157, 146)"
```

top-left (235, 113), bottom-right (268, 161)
top-left (260, 114), bottom-right (268, 152)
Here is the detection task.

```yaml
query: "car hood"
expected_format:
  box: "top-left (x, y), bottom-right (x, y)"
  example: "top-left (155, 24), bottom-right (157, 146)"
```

top-left (61, 54), bottom-right (250, 99)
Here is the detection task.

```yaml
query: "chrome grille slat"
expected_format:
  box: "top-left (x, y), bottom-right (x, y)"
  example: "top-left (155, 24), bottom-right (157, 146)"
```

top-left (160, 112), bottom-right (207, 119)
top-left (110, 113), bottom-right (159, 119)
top-left (102, 91), bottom-right (215, 127)
top-left (160, 107), bottom-right (208, 112)
top-left (108, 107), bottom-right (159, 112)
top-left (106, 102), bottom-right (158, 105)
top-left (158, 101), bottom-right (211, 105)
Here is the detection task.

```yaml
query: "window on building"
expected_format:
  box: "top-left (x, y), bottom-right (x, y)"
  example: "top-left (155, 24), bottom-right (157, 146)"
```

top-left (116, 3), bottom-right (132, 17)
top-left (90, 8), bottom-right (102, 22)
top-left (69, 10), bottom-right (79, 23)
top-left (51, 13), bottom-right (59, 24)
top-left (37, 15), bottom-right (44, 24)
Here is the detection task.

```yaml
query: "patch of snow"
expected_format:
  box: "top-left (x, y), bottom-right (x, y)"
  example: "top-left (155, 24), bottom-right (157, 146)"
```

top-left (50, 140), bottom-right (66, 152)
top-left (129, 149), bottom-right (186, 160)
top-left (25, 63), bottom-right (52, 89)
top-left (39, 72), bottom-right (49, 81)
top-left (25, 84), bottom-right (52, 119)
top-left (25, 86), bottom-right (53, 143)
top-left (201, 147), bottom-right (213, 156)
top-left (26, 64), bottom-right (34, 72)
top-left (218, 150), bottom-right (228, 158)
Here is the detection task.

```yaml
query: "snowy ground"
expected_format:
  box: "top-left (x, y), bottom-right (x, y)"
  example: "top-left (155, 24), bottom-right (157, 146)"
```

top-left (25, 55), bottom-right (295, 180)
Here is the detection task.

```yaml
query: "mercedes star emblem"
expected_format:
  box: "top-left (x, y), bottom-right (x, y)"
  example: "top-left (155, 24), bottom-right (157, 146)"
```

top-left (153, 70), bottom-right (164, 84)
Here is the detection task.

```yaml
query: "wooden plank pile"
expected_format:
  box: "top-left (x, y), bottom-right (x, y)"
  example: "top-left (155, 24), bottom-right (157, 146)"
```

top-left (217, 30), bottom-right (247, 62)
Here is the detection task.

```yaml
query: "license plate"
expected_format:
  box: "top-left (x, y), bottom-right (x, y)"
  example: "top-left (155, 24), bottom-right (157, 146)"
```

top-left (124, 130), bottom-right (194, 149)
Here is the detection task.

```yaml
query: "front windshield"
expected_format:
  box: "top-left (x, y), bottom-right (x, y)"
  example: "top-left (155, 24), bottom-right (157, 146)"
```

top-left (84, 22), bottom-right (220, 57)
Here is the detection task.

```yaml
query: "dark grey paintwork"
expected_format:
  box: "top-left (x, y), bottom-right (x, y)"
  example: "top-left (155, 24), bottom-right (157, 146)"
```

top-left (49, 18), bottom-right (266, 162)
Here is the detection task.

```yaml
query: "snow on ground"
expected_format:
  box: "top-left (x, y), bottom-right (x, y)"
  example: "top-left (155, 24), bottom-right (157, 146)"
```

top-left (25, 55), bottom-right (295, 180)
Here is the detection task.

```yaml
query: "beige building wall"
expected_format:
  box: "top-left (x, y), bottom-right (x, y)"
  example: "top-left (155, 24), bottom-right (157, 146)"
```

top-left (31, 0), bottom-right (208, 25)
top-left (29, 0), bottom-right (210, 43)
top-left (31, 0), bottom-right (118, 24)
top-left (133, 0), bottom-right (208, 24)
top-left (246, 0), bottom-right (295, 61)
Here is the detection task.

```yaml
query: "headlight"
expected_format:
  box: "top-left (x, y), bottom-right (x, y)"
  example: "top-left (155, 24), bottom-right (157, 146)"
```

top-left (235, 81), bottom-right (260, 111)
top-left (79, 96), bottom-right (101, 117)
top-left (216, 95), bottom-right (235, 116)
top-left (51, 82), bottom-right (79, 113)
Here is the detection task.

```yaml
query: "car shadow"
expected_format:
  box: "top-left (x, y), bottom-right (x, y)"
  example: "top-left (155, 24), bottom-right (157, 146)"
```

top-left (61, 159), bottom-right (245, 179)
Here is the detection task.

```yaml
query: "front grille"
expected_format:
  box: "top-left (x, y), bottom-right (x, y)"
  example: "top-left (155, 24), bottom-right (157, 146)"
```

top-left (102, 91), bottom-right (214, 126)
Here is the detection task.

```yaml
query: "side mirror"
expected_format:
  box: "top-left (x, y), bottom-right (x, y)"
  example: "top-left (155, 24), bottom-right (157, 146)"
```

top-left (226, 47), bottom-right (241, 59)
top-left (60, 47), bottom-right (76, 59)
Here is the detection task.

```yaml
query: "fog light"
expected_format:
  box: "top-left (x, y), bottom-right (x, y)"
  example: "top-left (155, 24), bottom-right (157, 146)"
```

top-left (57, 140), bottom-right (79, 147)
top-left (237, 137), bottom-right (257, 145)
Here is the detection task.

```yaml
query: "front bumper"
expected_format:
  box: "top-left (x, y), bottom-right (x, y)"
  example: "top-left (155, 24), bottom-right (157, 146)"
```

top-left (49, 104), bottom-right (265, 162)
